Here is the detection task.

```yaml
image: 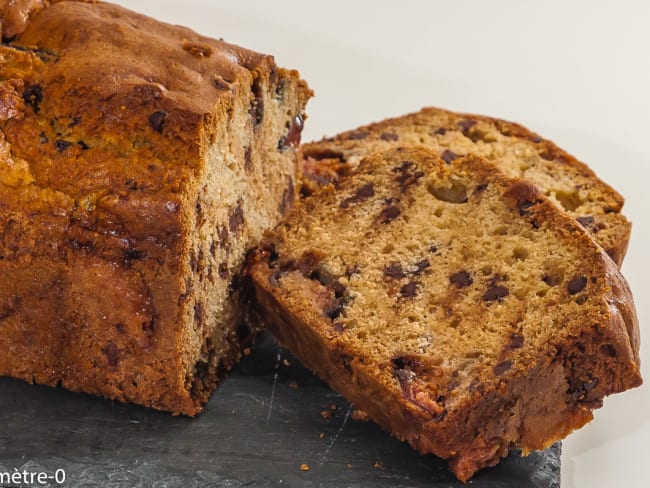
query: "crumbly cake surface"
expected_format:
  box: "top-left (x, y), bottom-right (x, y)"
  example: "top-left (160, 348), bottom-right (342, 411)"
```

top-left (302, 107), bottom-right (631, 266)
top-left (246, 147), bottom-right (641, 480)
top-left (0, 0), bottom-right (311, 414)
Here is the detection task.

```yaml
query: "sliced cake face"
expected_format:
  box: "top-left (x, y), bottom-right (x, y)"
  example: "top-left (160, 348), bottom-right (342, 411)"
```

top-left (247, 147), bottom-right (640, 480)
top-left (302, 107), bottom-right (631, 266)
top-left (0, 1), bottom-right (311, 415)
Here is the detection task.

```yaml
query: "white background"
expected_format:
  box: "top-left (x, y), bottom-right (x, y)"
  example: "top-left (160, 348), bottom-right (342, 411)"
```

top-left (115, 1), bottom-right (650, 486)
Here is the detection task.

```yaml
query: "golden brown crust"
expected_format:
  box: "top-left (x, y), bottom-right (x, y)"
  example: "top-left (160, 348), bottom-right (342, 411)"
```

top-left (246, 147), bottom-right (641, 480)
top-left (0, 1), bottom-right (311, 415)
top-left (302, 106), bottom-right (631, 266)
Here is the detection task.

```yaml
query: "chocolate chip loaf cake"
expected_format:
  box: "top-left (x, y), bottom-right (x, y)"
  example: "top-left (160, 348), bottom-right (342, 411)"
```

top-left (302, 107), bottom-right (631, 266)
top-left (246, 147), bottom-right (641, 481)
top-left (0, 1), bottom-right (311, 415)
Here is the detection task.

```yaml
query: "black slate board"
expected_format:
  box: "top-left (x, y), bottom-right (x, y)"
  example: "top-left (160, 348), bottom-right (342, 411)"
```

top-left (0, 332), bottom-right (560, 487)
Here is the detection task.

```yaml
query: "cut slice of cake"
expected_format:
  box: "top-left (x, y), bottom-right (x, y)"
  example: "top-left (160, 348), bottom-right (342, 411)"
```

top-left (302, 107), bottom-right (631, 266)
top-left (246, 146), bottom-right (641, 481)
top-left (0, 1), bottom-right (311, 415)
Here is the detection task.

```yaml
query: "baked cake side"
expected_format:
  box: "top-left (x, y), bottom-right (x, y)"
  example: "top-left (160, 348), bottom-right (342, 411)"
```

top-left (246, 147), bottom-right (641, 480)
top-left (302, 107), bottom-right (631, 266)
top-left (0, 1), bottom-right (311, 415)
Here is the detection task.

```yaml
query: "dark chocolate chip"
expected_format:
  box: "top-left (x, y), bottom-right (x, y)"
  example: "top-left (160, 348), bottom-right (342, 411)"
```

top-left (77, 140), bottom-right (89, 150)
top-left (433, 127), bottom-right (447, 135)
top-left (569, 376), bottom-right (599, 401)
top-left (310, 268), bottom-right (335, 287)
top-left (577, 216), bottom-right (595, 228)
top-left (391, 355), bottom-right (422, 372)
top-left (400, 281), bottom-right (418, 298)
top-left (292, 251), bottom-right (322, 277)
top-left (543, 275), bottom-right (562, 287)
top-left (449, 271), bottom-right (473, 288)
top-left (194, 301), bottom-right (204, 326)
top-left (384, 264), bottom-right (406, 280)
top-left (323, 302), bottom-right (344, 320)
top-left (482, 285), bottom-right (509, 301)
top-left (494, 360), bottom-right (512, 376)
top-left (250, 78), bottom-right (264, 125)
top-left (22, 84), bottom-right (43, 113)
top-left (380, 132), bottom-right (399, 141)
top-left (393, 160), bottom-right (414, 173)
top-left (529, 136), bottom-right (543, 143)
top-left (440, 149), bottom-right (459, 164)
top-left (228, 204), bottom-right (244, 232)
top-left (274, 78), bottom-right (286, 100)
top-left (392, 161), bottom-right (425, 191)
top-left (414, 259), bottom-right (431, 275)
top-left (429, 244), bottom-right (438, 253)
top-left (378, 205), bottom-right (401, 224)
top-left (103, 343), bottom-right (120, 367)
top-left (284, 114), bottom-right (304, 147)
top-left (518, 200), bottom-right (536, 216)
top-left (345, 265), bottom-right (360, 277)
top-left (218, 225), bottom-right (229, 249)
top-left (457, 119), bottom-right (477, 131)
top-left (148, 110), bottom-right (167, 133)
top-left (244, 146), bottom-right (252, 171)
top-left (340, 182), bottom-right (375, 208)
top-left (346, 131), bottom-right (369, 140)
top-left (54, 139), bottom-right (73, 152)
top-left (508, 333), bottom-right (524, 349)
top-left (122, 248), bottom-right (146, 264)
top-left (218, 262), bottom-right (229, 279)
top-left (567, 276), bottom-right (587, 295)
top-left (331, 280), bottom-right (348, 299)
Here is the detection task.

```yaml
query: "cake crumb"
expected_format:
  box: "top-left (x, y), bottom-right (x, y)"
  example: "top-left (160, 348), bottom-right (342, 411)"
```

top-left (319, 433), bottom-right (324, 439)
top-left (320, 410), bottom-right (332, 419)
top-left (288, 381), bottom-right (298, 389)
top-left (347, 463), bottom-right (352, 469)
top-left (351, 408), bottom-right (370, 421)
top-left (300, 463), bottom-right (310, 471)
top-left (282, 358), bottom-right (291, 366)
top-left (374, 461), bottom-right (383, 469)
top-left (242, 347), bottom-right (252, 356)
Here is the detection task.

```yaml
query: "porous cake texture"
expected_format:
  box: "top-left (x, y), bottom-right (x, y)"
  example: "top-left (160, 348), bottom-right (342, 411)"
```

top-left (0, 0), bottom-right (311, 415)
top-left (247, 146), bottom-right (641, 480)
top-left (302, 107), bottom-right (631, 265)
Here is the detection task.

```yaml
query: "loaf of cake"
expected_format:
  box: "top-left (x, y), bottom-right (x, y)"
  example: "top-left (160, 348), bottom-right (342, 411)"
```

top-left (246, 147), bottom-right (641, 481)
top-left (0, 1), bottom-right (311, 415)
top-left (302, 107), bottom-right (631, 266)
